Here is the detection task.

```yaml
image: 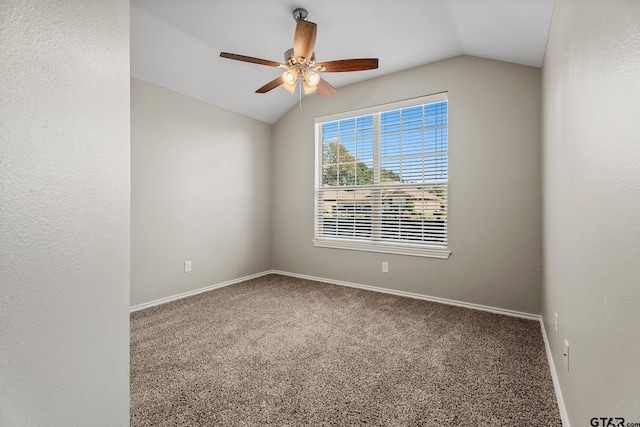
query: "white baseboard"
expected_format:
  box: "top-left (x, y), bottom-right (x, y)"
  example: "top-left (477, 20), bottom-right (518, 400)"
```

top-left (129, 270), bottom-right (272, 312)
top-left (540, 317), bottom-right (571, 427)
top-left (270, 269), bottom-right (540, 320)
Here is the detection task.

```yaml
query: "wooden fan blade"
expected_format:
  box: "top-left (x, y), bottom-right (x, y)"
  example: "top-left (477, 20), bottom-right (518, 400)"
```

top-left (256, 77), bottom-right (284, 94)
top-left (315, 58), bottom-right (379, 72)
top-left (220, 52), bottom-right (283, 68)
top-left (293, 20), bottom-right (317, 64)
top-left (316, 78), bottom-right (337, 98)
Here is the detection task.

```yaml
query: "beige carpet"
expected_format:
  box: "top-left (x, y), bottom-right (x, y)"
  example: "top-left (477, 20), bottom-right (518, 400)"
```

top-left (130, 274), bottom-right (561, 426)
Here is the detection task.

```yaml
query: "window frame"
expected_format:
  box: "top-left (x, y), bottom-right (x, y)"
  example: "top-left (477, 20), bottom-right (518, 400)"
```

top-left (313, 92), bottom-right (451, 259)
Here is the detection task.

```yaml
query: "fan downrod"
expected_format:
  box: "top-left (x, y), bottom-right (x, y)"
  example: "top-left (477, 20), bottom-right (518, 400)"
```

top-left (292, 8), bottom-right (308, 22)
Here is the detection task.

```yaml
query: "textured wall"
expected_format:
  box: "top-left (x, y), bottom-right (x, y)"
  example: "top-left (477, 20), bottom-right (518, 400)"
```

top-left (131, 79), bottom-right (272, 306)
top-left (541, 0), bottom-right (640, 424)
top-left (0, 1), bottom-right (130, 426)
top-left (272, 56), bottom-right (543, 314)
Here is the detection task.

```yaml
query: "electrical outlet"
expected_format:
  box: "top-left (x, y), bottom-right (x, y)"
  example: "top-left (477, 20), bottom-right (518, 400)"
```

top-left (184, 260), bottom-right (192, 273)
top-left (382, 262), bottom-right (389, 273)
top-left (563, 339), bottom-right (570, 371)
top-left (555, 313), bottom-right (559, 337)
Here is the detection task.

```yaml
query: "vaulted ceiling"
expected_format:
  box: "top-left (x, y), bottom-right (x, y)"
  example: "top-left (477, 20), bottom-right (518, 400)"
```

top-left (131, 0), bottom-right (555, 124)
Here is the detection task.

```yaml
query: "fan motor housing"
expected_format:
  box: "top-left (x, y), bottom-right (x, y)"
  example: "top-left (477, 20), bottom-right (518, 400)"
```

top-left (284, 48), bottom-right (315, 66)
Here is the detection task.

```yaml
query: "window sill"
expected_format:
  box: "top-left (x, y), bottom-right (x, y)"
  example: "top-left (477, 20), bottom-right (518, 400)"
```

top-left (312, 239), bottom-right (451, 259)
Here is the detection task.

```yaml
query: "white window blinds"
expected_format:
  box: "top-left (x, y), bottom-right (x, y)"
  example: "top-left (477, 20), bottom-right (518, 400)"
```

top-left (313, 93), bottom-right (449, 258)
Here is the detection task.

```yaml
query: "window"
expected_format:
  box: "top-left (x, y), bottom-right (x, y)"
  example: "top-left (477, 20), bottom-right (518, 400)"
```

top-left (313, 93), bottom-right (449, 258)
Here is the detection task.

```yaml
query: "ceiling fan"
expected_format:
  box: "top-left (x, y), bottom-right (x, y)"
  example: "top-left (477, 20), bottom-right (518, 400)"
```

top-left (220, 8), bottom-right (379, 98)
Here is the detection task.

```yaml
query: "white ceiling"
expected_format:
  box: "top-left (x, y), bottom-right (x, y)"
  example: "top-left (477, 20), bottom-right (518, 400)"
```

top-left (131, 0), bottom-right (555, 124)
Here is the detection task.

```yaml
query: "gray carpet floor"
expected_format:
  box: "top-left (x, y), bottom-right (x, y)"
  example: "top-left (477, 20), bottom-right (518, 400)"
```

top-left (130, 274), bottom-right (561, 426)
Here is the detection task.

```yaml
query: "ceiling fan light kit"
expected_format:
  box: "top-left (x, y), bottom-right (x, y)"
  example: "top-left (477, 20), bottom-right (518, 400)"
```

top-left (304, 69), bottom-right (319, 85)
top-left (220, 8), bottom-right (379, 98)
top-left (281, 69), bottom-right (297, 93)
top-left (302, 80), bottom-right (317, 95)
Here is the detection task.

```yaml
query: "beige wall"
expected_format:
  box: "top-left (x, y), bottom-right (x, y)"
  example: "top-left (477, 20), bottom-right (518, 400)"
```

top-left (0, 1), bottom-right (130, 425)
top-left (541, 0), bottom-right (640, 423)
top-left (131, 79), bottom-right (272, 306)
top-left (272, 56), bottom-right (543, 314)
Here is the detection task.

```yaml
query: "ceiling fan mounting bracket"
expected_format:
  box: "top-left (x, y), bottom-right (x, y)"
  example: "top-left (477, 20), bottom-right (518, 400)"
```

top-left (292, 8), bottom-right (308, 22)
